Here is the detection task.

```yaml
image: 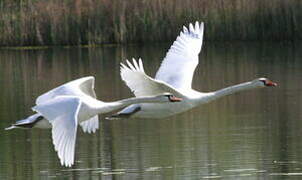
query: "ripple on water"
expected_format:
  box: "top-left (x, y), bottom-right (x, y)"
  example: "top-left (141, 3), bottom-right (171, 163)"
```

top-left (202, 175), bottom-right (222, 179)
top-left (102, 172), bottom-right (126, 175)
top-left (270, 172), bottom-right (302, 176)
top-left (61, 167), bottom-right (108, 172)
top-left (223, 168), bottom-right (258, 172)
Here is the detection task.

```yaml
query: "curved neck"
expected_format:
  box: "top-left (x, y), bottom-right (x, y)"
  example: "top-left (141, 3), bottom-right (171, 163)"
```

top-left (197, 81), bottom-right (261, 104)
top-left (99, 96), bottom-right (164, 113)
top-left (116, 96), bottom-right (164, 106)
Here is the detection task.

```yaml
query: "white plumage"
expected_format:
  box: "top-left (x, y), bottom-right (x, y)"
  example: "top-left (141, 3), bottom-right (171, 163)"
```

top-left (6, 76), bottom-right (182, 167)
top-left (33, 96), bottom-right (81, 167)
top-left (35, 76), bottom-right (99, 133)
top-left (155, 21), bottom-right (204, 90)
top-left (115, 21), bottom-right (277, 119)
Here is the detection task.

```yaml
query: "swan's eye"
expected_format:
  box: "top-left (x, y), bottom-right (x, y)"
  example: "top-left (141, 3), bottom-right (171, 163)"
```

top-left (165, 94), bottom-right (174, 100)
top-left (164, 94), bottom-right (172, 98)
top-left (259, 80), bottom-right (266, 85)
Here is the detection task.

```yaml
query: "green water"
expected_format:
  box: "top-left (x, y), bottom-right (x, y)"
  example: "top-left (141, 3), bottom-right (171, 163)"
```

top-left (0, 42), bottom-right (301, 179)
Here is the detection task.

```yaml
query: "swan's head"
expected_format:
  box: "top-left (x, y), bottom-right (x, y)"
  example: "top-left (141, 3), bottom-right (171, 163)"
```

top-left (156, 93), bottom-right (183, 103)
top-left (253, 78), bottom-right (277, 87)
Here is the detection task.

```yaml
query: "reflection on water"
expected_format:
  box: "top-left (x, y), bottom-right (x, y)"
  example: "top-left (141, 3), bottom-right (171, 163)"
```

top-left (0, 42), bottom-right (302, 179)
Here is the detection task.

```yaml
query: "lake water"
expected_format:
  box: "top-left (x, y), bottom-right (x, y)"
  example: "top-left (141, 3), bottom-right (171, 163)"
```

top-left (0, 42), bottom-right (301, 179)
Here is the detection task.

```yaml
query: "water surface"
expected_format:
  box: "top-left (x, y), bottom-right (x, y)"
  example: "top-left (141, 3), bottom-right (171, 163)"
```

top-left (0, 42), bottom-right (301, 179)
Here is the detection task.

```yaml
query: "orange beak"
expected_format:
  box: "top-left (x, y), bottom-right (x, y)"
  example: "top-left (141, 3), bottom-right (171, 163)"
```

top-left (170, 96), bottom-right (182, 102)
top-left (266, 80), bottom-right (277, 87)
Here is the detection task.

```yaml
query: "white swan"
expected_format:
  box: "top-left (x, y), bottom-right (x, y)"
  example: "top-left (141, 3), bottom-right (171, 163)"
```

top-left (110, 22), bottom-right (277, 119)
top-left (5, 76), bottom-right (182, 167)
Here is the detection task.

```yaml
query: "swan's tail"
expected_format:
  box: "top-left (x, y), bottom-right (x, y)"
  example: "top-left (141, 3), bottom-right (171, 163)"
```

top-left (4, 114), bottom-right (43, 130)
top-left (4, 126), bottom-right (17, 130)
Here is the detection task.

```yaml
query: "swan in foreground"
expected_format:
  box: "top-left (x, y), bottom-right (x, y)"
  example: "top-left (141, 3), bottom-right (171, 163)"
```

top-left (110, 22), bottom-right (277, 119)
top-left (5, 76), bottom-right (182, 167)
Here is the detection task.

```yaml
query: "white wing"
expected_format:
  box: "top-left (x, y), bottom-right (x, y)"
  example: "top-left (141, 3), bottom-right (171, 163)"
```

top-left (80, 116), bottom-right (99, 133)
top-left (36, 76), bottom-right (99, 134)
top-left (36, 76), bottom-right (96, 105)
top-left (32, 96), bottom-right (81, 167)
top-left (155, 21), bottom-right (204, 90)
top-left (120, 58), bottom-right (183, 97)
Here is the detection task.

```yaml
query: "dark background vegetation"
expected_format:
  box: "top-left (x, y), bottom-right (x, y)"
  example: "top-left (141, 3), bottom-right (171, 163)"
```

top-left (0, 0), bottom-right (301, 46)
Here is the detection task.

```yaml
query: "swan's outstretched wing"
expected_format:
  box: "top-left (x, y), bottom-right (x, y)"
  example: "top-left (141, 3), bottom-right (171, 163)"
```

top-left (80, 116), bottom-right (99, 133)
top-left (120, 59), bottom-right (183, 97)
top-left (32, 96), bottom-right (81, 167)
top-left (155, 21), bottom-right (204, 90)
top-left (36, 76), bottom-right (96, 105)
top-left (36, 76), bottom-right (99, 134)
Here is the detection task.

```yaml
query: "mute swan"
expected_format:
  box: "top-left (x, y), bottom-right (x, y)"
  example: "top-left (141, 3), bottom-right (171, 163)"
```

top-left (5, 76), bottom-right (182, 167)
top-left (110, 22), bottom-right (277, 119)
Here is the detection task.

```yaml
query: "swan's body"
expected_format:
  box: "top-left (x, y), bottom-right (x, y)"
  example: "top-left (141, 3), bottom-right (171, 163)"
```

top-left (112, 22), bottom-right (277, 119)
top-left (5, 76), bottom-right (181, 167)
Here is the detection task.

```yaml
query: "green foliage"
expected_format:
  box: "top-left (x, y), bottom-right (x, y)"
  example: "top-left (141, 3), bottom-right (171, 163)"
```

top-left (0, 0), bottom-right (301, 46)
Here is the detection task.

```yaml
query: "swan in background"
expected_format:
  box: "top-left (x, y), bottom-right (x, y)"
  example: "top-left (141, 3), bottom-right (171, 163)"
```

top-left (110, 22), bottom-right (277, 119)
top-left (5, 76), bottom-right (182, 167)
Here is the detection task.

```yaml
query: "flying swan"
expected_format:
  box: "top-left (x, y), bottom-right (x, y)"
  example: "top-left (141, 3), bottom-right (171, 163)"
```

top-left (110, 22), bottom-right (277, 119)
top-left (5, 76), bottom-right (182, 167)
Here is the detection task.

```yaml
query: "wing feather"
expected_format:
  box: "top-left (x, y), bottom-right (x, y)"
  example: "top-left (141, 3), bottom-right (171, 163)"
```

top-left (80, 116), bottom-right (99, 133)
top-left (32, 96), bottom-right (81, 167)
top-left (36, 76), bottom-right (96, 105)
top-left (155, 21), bottom-right (204, 90)
top-left (120, 59), bottom-right (183, 97)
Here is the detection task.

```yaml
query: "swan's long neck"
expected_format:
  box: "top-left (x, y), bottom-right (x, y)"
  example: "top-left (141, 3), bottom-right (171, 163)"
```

top-left (197, 81), bottom-right (261, 104)
top-left (97, 96), bottom-right (164, 114)
top-left (115, 96), bottom-right (164, 107)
